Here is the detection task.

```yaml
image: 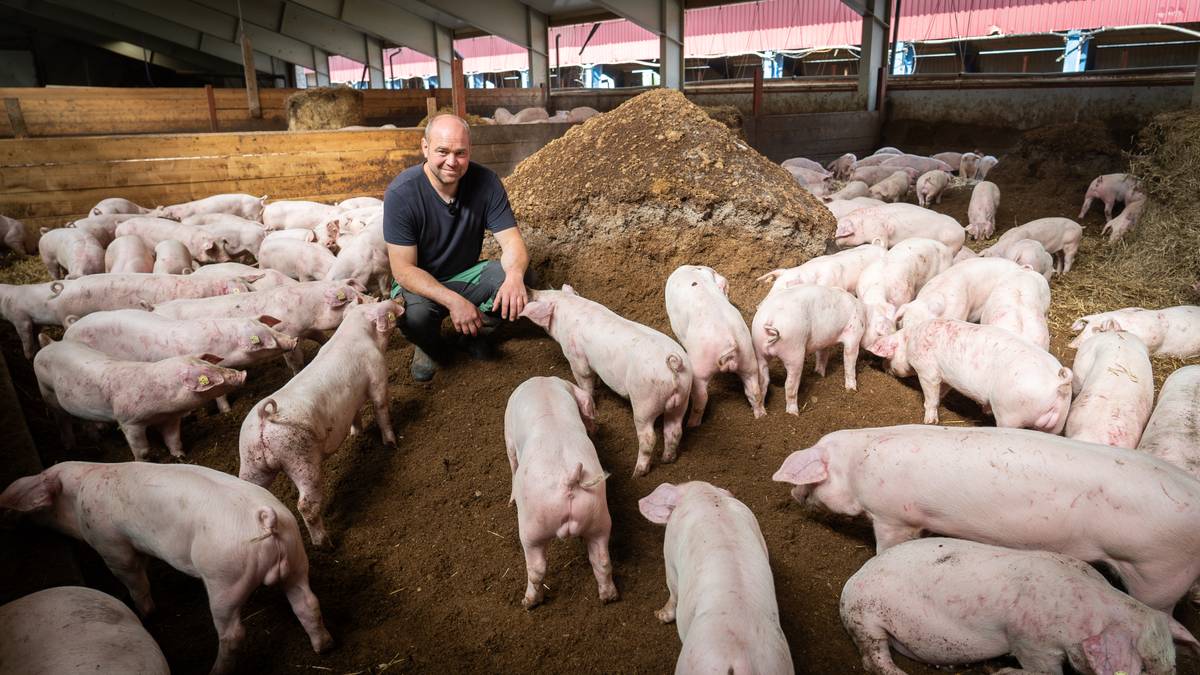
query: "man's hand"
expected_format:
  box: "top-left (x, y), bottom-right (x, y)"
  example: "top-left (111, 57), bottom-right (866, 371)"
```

top-left (493, 274), bottom-right (528, 321)
top-left (448, 294), bottom-right (484, 336)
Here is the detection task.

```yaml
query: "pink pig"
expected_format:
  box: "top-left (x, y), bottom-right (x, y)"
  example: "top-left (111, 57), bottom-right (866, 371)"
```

top-left (38, 227), bottom-right (104, 279)
top-left (772, 424), bottom-right (1200, 611)
top-left (826, 196), bottom-right (884, 219)
top-left (915, 170), bottom-right (951, 207)
top-left (191, 262), bottom-right (298, 290)
top-left (337, 196), bottom-right (382, 210)
top-left (1066, 330), bottom-right (1154, 448)
top-left (68, 214), bottom-right (140, 248)
top-left (325, 220), bottom-right (389, 295)
top-left (152, 239), bottom-right (198, 274)
top-left (757, 244), bottom-right (885, 294)
top-left (1103, 194), bottom-right (1147, 243)
top-left (824, 180), bottom-right (871, 202)
top-left (262, 200), bottom-right (343, 231)
top-left (979, 267), bottom-right (1051, 350)
top-left (0, 281), bottom-right (62, 358)
top-left (257, 237), bottom-right (336, 281)
top-left (34, 337), bottom-right (245, 458)
top-left (958, 152), bottom-right (980, 179)
top-left (115, 217), bottom-right (228, 263)
top-left (1079, 173), bottom-right (1138, 222)
top-left (91, 197), bottom-right (152, 217)
top-left (835, 203), bottom-right (965, 253)
top-left (45, 273), bottom-right (251, 323)
top-left (154, 193), bottom-right (267, 222)
top-left (868, 318), bottom-right (1072, 431)
top-left (851, 165), bottom-right (918, 187)
top-left (191, 217), bottom-right (268, 257)
top-left (981, 216), bottom-right (1083, 275)
top-left (639, 481), bottom-right (793, 675)
top-left (504, 376), bottom-right (616, 609)
top-left (881, 154), bottom-right (953, 175)
top-left (1139, 365), bottom-right (1200, 480)
top-left (974, 154), bottom-right (998, 179)
top-left (867, 170), bottom-right (910, 203)
top-left (930, 151), bottom-right (962, 171)
top-left (965, 180), bottom-right (1000, 241)
top-left (840, 537), bottom-right (1200, 675)
top-left (665, 265), bottom-right (764, 424)
top-left (826, 152), bottom-right (857, 180)
top-left (104, 235), bottom-right (155, 273)
top-left (1069, 306), bottom-right (1200, 358)
top-left (238, 300), bottom-right (400, 547)
top-left (1002, 238), bottom-right (1055, 280)
top-left (896, 257), bottom-right (1023, 329)
top-left (0, 461), bottom-right (333, 675)
top-left (520, 286), bottom-right (691, 477)
top-left (752, 284), bottom-right (865, 415)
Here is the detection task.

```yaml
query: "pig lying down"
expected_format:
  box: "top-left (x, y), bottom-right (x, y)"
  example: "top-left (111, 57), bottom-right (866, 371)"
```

top-left (1066, 330), bottom-right (1154, 449)
top-left (756, 243), bottom-right (885, 294)
top-left (520, 286), bottom-right (691, 477)
top-left (835, 203), bottom-right (965, 253)
top-left (0, 461), bottom-right (333, 675)
top-left (1070, 305), bottom-right (1200, 358)
top-left (1139, 365), bottom-right (1200, 480)
top-left (841, 537), bottom-right (1200, 675)
top-left (505, 377), bottom-right (616, 609)
top-left (0, 586), bottom-right (169, 675)
top-left (640, 481), bottom-right (792, 675)
top-left (773, 425), bottom-right (1200, 612)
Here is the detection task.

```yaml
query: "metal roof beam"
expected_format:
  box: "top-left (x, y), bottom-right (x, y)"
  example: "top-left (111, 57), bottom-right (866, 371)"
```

top-left (840, 0), bottom-right (868, 17)
top-left (395, 0), bottom-right (543, 54)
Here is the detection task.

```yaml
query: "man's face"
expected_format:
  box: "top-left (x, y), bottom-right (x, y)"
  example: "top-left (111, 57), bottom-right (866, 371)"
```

top-left (422, 119), bottom-right (470, 187)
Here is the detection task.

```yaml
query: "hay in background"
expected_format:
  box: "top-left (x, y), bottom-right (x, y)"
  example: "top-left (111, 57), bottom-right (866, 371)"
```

top-left (286, 86), bottom-right (364, 131)
top-left (417, 107), bottom-right (495, 128)
top-left (0, 255), bottom-right (50, 285)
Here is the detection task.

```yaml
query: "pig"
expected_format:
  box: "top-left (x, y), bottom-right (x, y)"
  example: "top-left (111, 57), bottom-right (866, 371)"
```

top-left (825, 196), bottom-right (884, 219)
top-left (519, 286), bottom-right (691, 477)
top-left (262, 200), bottom-right (343, 232)
top-left (752, 284), bottom-right (866, 415)
top-left (0, 586), bottom-right (169, 675)
top-left (952, 246), bottom-right (977, 264)
top-left (826, 152), bottom-right (857, 180)
top-left (836, 203), bottom-right (965, 253)
top-left (567, 106), bottom-right (599, 123)
top-left (337, 196), bottom-right (382, 210)
top-left (238, 300), bottom-right (400, 547)
top-left (1002, 238), bottom-right (1055, 280)
top-left (915, 170), bottom-right (951, 206)
top-left (504, 376), bottom-right (616, 609)
top-left (897, 257), bottom-right (1024, 328)
top-left (325, 220), bottom-right (389, 295)
top-left (1066, 330), bottom-right (1154, 448)
top-left (91, 197), bottom-right (151, 217)
top-left (104, 235), bottom-right (155, 274)
top-left (263, 227), bottom-right (318, 244)
top-left (34, 337), bottom-right (245, 458)
top-left (68, 214), bottom-right (145, 248)
top-left (930, 151), bottom-right (962, 171)
top-left (854, 261), bottom-right (899, 351)
top-left (189, 217), bottom-right (267, 257)
top-left (980, 216), bottom-right (1083, 274)
top-left (965, 180), bottom-right (1000, 241)
top-left (0, 282), bottom-right (62, 358)
top-left (1069, 306), bottom-right (1200, 358)
top-left (330, 206), bottom-right (381, 235)
top-left (1103, 194), bottom-right (1147, 243)
top-left (639, 481), bottom-right (793, 675)
top-left (772, 424), bottom-right (1200, 611)
top-left (880, 154), bottom-right (953, 175)
top-left (869, 238), bottom-right (954, 309)
top-left (852, 155), bottom-right (892, 168)
top-left (115, 216), bottom-right (228, 263)
top-left (665, 265), bottom-right (764, 424)
top-left (868, 170), bottom-right (910, 203)
top-left (154, 193), bottom-right (268, 222)
top-left (153, 239), bottom-right (198, 274)
top-left (0, 461), bottom-right (333, 674)
top-left (257, 237), bottom-right (337, 281)
top-left (45, 273), bottom-right (251, 323)
top-left (852, 165), bottom-right (918, 187)
top-left (874, 146), bottom-right (903, 155)
top-left (513, 107), bottom-right (550, 123)
top-left (38, 227), bottom-right (105, 279)
top-left (1080, 173), bottom-right (1139, 222)
top-left (824, 180), bottom-right (871, 202)
top-left (868, 318), bottom-right (1071, 430)
top-left (493, 107), bottom-right (514, 124)
top-left (1139, 365), bottom-right (1200, 479)
top-left (979, 268), bottom-right (1051, 350)
top-left (191, 262), bottom-right (298, 290)
top-left (974, 154), bottom-right (998, 179)
top-left (840, 537), bottom-right (1200, 675)
top-left (785, 165), bottom-right (831, 190)
top-left (0, 214), bottom-right (29, 255)
top-left (782, 157), bottom-right (828, 174)
top-left (757, 244), bottom-right (886, 294)
top-left (958, 152), bottom-right (980, 179)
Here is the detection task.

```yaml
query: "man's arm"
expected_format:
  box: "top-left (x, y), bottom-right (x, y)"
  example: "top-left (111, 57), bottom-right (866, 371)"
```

top-left (491, 227), bottom-right (529, 321)
top-left (387, 243), bottom-right (483, 336)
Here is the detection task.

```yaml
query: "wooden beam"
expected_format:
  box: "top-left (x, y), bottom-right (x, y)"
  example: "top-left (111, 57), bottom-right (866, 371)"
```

top-left (5, 98), bottom-right (28, 139)
top-left (752, 68), bottom-right (763, 117)
top-left (451, 58), bottom-right (466, 118)
top-left (241, 32), bottom-right (262, 120)
top-left (205, 85), bottom-right (219, 132)
top-left (426, 96), bottom-right (437, 119)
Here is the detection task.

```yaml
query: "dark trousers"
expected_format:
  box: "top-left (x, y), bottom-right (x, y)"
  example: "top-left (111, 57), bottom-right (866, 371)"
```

top-left (396, 260), bottom-right (534, 358)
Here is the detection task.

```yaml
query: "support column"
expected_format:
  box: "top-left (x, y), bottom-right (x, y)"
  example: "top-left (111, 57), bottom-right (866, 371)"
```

top-left (857, 0), bottom-right (890, 111)
top-left (526, 7), bottom-right (548, 89)
top-left (659, 0), bottom-right (684, 89)
top-left (1194, 50), bottom-right (1200, 107)
top-left (313, 46), bottom-right (330, 85)
top-left (241, 32), bottom-right (262, 118)
top-left (365, 35), bottom-right (385, 88)
top-left (434, 23), bottom-right (454, 88)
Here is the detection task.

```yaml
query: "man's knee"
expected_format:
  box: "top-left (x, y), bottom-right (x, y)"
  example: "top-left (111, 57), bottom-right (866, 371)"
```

top-left (399, 295), bottom-right (446, 332)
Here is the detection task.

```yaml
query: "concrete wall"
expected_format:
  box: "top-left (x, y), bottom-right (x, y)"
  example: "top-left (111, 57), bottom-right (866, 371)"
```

top-left (747, 111), bottom-right (880, 163)
top-left (549, 83), bottom-right (863, 116)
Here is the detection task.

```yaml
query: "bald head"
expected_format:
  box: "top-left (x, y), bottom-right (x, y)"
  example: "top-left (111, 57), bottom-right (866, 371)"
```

top-left (421, 114), bottom-right (471, 191)
top-left (425, 114), bottom-right (470, 142)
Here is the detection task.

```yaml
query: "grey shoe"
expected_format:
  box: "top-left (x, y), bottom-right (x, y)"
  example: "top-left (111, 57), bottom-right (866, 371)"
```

top-left (410, 347), bottom-right (438, 382)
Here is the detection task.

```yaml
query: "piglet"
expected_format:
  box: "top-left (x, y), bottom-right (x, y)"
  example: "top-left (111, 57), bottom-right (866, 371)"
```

top-left (915, 170), bottom-right (950, 207)
top-left (325, 219), bottom-right (389, 295)
top-left (238, 300), bottom-right (400, 547)
top-left (0, 282), bottom-right (62, 358)
top-left (192, 262), bottom-right (297, 290)
top-left (1139, 365), bottom-right (1200, 480)
top-left (897, 257), bottom-right (1022, 329)
top-left (826, 153), bottom-right (856, 180)
top-left (666, 265), bottom-right (763, 424)
top-left (0, 586), bottom-right (168, 674)
top-left (92, 197), bottom-right (151, 217)
top-left (68, 214), bottom-right (139, 248)
top-left (841, 537), bottom-right (1200, 675)
top-left (981, 216), bottom-right (1083, 274)
top-left (824, 180), bottom-right (871, 202)
top-left (34, 338), bottom-right (245, 458)
top-left (881, 154), bottom-right (953, 175)
top-left (191, 217), bottom-right (268, 258)
top-left (115, 217), bottom-right (228, 263)
top-left (867, 170), bottom-right (910, 203)
top-left (105, 235), bottom-right (154, 273)
top-left (1070, 305), bottom-right (1200, 358)
top-left (782, 157), bottom-right (827, 174)
top-left (262, 200), bottom-right (343, 231)
top-left (38, 227), bottom-right (104, 279)
top-left (979, 268), bottom-right (1051, 350)
top-left (835, 203), bottom-right (965, 253)
top-left (1067, 330), bottom-right (1154, 448)
top-left (868, 318), bottom-right (1071, 431)
top-left (965, 180), bottom-right (1000, 241)
top-left (1103, 194), bottom-right (1147, 243)
top-left (155, 193), bottom-right (267, 222)
top-left (337, 196), bottom-right (382, 210)
top-left (46, 273), bottom-right (251, 323)
top-left (639, 481), bottom-right (793, 675)
top-left (520, 286), bottom-right (691, 476)
top-left (258, 237), bottom-right (336, 281)
top-left (756, 244), bottom-right (885, 294)
top-left (826, 197), bottom-right (884, 219)
top-left (958, 152), bottom-right (980, 179)
top-left (1080, 173), bottom-right (1138, 221)
top-left (930, 151), bottom-right (961, 171)
top-left (153, 239), bottom-right (198, 274)
top-left (752, 284), bottom-right (865, 415)
top-left (1002, 238), bottom-right (1054, 280)
top-left (505, 376), bottom-right (616, 609)
top-left (0, 214), bottom-right (28, 255)
top-left (974, 154), bottom-right (998, 179)
top-left (0, 461), bottom-right (333, 675)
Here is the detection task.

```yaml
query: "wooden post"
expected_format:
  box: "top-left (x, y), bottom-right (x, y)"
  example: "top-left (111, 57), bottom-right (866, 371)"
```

top-left (205, 84), bottom-right (218, 132)
top-left (4, 98), bottom-right (28, 138)
top-left (240, 32), bottom-right (261, 119)
top-left (426, 96), bottom-right (438, 119)
top-left (751, 68), bottom-right (763, 117)
top-left (451, 58), bottom-right (466, 118)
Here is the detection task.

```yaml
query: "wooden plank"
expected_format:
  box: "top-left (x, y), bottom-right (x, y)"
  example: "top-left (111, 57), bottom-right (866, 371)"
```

top-left (241, 33), bottom-right (261, 119)
top-left (205, 85), bottom-right (218, 132)
top-left (426, 97), bottom-right (437, 119)
top-left (5, 99), bottom-right (29, 139)
top-left (451, 59), bottom-right (466, 118)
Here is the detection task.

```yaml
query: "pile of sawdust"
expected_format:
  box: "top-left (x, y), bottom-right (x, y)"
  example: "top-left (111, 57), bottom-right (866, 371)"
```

top-left (417, 107), bottom-right (495, 128)
top-left (286, 86), bottom-right (364, 131)
top-left (701, 105), bottom-right (743, 135)
top-left (1017, 120), bottom-right (1128, 180)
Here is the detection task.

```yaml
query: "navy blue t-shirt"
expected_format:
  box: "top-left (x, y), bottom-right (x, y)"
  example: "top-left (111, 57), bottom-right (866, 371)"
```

top-left (383, 161), bottom-right (517, 281)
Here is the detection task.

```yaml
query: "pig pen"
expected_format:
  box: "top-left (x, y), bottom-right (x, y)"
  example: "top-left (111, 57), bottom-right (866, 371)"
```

top-left (2, 106), bottom-right (1200, 675)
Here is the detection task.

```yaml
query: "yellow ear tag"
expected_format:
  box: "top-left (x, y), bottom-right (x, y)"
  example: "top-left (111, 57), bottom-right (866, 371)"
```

top-left (388, 313), bottom-right (395, 321)
top-left (231, 288), bottom-right (241, 294)
top-left (198, 375), bottom-right (210, 386)
top-left (250, 335), bottom-right (261, 344)
top-left (337, 290), bottom-right (346, 300)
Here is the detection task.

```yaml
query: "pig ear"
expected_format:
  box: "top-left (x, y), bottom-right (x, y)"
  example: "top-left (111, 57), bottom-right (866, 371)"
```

top-left (519, 300), bottom-right (554, 329)
top-left (0, 473), bottom-right (61, 515)
top-left (241, 273), bottom-right (265, 284)
top-left (1082, 626), bottom-right (1140, 675)
top-left (638, 483), bottom-right (681, 525)
top-left (256, 315), bottom-right (282, 328)
top-left (712, 270), bottom-right (729, 295)
top-left (198, 353), bottom-right (224, 365)
top-left (325, 287), bottom-right (352, 306)
top-left (37, 332), bottom-right (54, 348)
top-left (372, 304), bottom-right (398, 333)
top-left (561, 284), bottom-right (577, 296)
top-left (346, 279), bottom-right (368, 293)
top-left (1168, 617), bottom-right (1200, 660)
top-left (834, 222), bottom-right (853, 238)
top-left (1097, 319), bottom-right (1123, 333)
top-left (773, 447), bottom-right (829, 486)
top-left (867, 335), bottom-right (898, 359)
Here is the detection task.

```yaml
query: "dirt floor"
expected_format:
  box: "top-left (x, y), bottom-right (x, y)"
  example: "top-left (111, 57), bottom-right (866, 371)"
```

top-left (3, 128), bottom-right (1200, 675)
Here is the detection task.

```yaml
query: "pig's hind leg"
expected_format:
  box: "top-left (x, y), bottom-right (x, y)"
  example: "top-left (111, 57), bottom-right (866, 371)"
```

top-left (686, 374), bottom-right (710, 428)
top-left (520, 534), bottom-right (549, 609)
top-left (586, 532), bottom-right (617, 603)
top-left (782, 351), bottom-right (807, 416)
top-left (631, 397), bottom-right (662, 477)
top-left (288, 456), bottom-right (332, 548)
top-left (204, 578), bottom-right (255, 675)
top-left (119, 422), bottom-right (154, 460)
top-left (916, 371), bottom-right (944, 424)
top-left (284, 576), bottom-right (333, 653)
top-left (159, 416), bottom-right (186, 458)
top-left (844, 617), bottom-right (908, 675)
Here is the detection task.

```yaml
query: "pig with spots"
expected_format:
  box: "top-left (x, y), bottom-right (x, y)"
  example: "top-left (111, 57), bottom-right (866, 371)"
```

top-left (756, 244), bottom-right (885, 294)
top-left (981, 216), bottom-right (1083, 275)
top-left (505, 377), bottom-right (616, 610)
top-left (1139, 365), bottom-right (1200, 480)
top-left (1080, 173), bottom-right (1139, 222)
top-left (1066, 330), bottom-right (1154, 449)
top-left (773, 424), bottom-right (1200, 612)
top-left (1069, 305), bottom-right (1200, 358)
top-left (0, 461), bottom-right (333, 675)
top-left (835, 203), bottom-right (965, 253)
top-left (868, 318), bottom-right (1072, 431)
top-left (38, 227), bottom-right (104, 279)
top-left (154, 193), bottom-right (268, 222)
top-left (639, 481), bottom-right (793, 675)
top-left (752, 284), bottom-right (866, 415)
top-left (520, 286), bottom-right (691, 477)
top-left (840, 537), bottom-right (1200, 675)
top-left (34, 337), bottom-right (245, 458)
top-left (965, 181), bottom-right (1000, 241)
top-left (979, 267), bottom-right (1051, 350)
top-left (238, 300), bottom-right (401, 547)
